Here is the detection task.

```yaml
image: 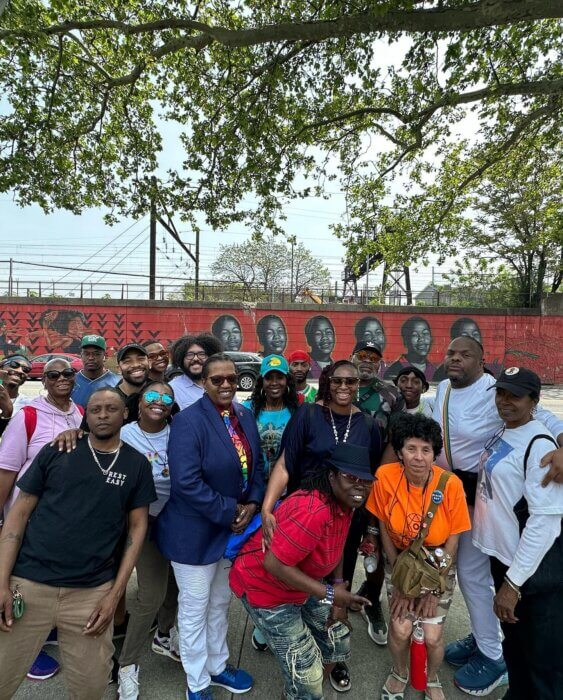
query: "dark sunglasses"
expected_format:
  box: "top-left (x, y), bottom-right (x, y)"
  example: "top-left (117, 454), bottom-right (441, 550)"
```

top-left (355, 350), bottom-right (381, 362)
top-left (329, 377), bottom-right (359, 386)
top-left (2, 360), bottom-right (31, 373)
top-left (44, 369), bottom-right (76, 380)
top-left (208, 374), bottom-right (238, 386)
top-left (143, 390), bottom-right (174, 405)
top-left (338, 472), bottom-right (372, 487)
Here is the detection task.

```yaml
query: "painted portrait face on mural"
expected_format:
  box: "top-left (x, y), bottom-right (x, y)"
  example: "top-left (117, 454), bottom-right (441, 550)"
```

top-left (305, 315), bottom-right (336, 362)
top-left (256, 314), bottom-right (287, 355)
top-left (403, 317), bottom-right (432, 361)
top-left (211, 314), bottom-right (243, 352)
top-left (450, 317), bottom-right (482, 343)
top-left (354, 316), bottom-right (386, 352)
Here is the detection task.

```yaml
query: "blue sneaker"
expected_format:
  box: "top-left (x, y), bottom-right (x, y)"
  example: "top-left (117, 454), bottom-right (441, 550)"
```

top-left (454, 649), bottom-right (507, 696)
top-left (210, 664), bottom-right (253, 694)
top-left (187, 688), bottom-right (214, 699)
top-left (27, 651), bottom-right (60, 681)
top-left (44, 628), bottom-right (58, 646)
top-left (445, 633), bottom-right (477, 667)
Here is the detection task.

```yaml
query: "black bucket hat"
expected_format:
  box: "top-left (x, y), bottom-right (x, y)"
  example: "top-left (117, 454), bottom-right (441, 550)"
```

top-left (326, 443), bottom-right (374, 481)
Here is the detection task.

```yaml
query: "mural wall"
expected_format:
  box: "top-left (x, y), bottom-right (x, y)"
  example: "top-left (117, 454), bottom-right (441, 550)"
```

top-left (0, 300), bottom-right (561, 383)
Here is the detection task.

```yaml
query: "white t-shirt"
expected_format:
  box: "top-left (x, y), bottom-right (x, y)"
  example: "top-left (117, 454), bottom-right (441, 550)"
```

top-left (433, 374), bottom-right (563, 473)
top-left (121, 422), bottom-right (170, 517)
top-left (473, 420), bottom-right (563, 585)
top-left (405, 395), bottom-right (434, 417)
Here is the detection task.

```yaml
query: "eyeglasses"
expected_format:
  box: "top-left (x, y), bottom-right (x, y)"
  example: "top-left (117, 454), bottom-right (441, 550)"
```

top-left (355, 350), bottom-right (381, 362)
top-left (44, 369), bottom-right (76, 380)
top-left (143, 391), bottom-right (174, 406)
top-left (329, 377), bottom-right (359, 386)
top-left (208, 374), bottom-right (238, 386)
top-left (2, 360), bottom-right (31, 373)
top-left (147, 351), bottom-right (169, 361)
top-left (185, 351), bottom-right (208, 360)
top-left (338, 472), bottom-right (373, 487)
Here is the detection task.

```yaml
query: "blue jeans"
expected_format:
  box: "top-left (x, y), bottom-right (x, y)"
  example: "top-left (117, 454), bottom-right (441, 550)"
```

top-left (242, 596), bottom-right (350, 700)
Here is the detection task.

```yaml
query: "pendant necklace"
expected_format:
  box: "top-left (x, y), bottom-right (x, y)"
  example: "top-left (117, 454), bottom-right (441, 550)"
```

top-left (46, 394), bottom-right (78, 429)
top-left (330, 407), bottom-right (353, 444)
top-left (139, 423), bottom-right (170, 477)
top-left (88, 436), bottom-right (121, 477)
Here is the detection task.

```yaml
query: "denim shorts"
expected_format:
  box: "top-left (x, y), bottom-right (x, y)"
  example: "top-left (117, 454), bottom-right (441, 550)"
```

top-left (242, 595), bottom-right (350, 700)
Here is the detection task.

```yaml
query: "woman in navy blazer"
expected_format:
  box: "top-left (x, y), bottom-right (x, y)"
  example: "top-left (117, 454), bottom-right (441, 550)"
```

top-left (156, 353), bottom-right (264, 700)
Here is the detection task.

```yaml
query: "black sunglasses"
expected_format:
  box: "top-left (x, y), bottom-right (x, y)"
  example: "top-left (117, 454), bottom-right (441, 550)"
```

top-left (208, 374), bottom-right (238, 386)
top-left (44, 369), bottom-right (76, 380)
top-left (2, 360), bottom-right (32, 374)
top-left (329, 377), bottom-right (359, 386)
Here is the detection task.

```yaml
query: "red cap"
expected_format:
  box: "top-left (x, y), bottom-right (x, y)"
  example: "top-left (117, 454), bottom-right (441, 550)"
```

top-left (288, 350), bottom-right (311, 363)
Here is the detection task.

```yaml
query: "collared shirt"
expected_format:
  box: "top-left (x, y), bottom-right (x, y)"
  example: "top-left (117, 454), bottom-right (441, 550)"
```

top-left (170, 374), bottom-right (204, 410)
top-left (298, 384), bottom-right (318, 404)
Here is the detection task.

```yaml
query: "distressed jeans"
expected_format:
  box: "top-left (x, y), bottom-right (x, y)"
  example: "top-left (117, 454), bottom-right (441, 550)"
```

top-left (241, 595), bottom-right (350, 700)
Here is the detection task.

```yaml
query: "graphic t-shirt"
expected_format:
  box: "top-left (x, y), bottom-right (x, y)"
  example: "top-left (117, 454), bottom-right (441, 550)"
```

top-left (473, 420), bottom-right (563, 582)
top-left (121, 422), bottom-right (170, 516)
top-left (242, 402), bottom-right (292, 478)
top-left (298, 384), bottom-right (318, 404)
top-left (14, 439), bottom-right (156, 587)
top-left (71, 370), bottom-right (120, 409)
top-left (366, 462), bottom-right (470, 550)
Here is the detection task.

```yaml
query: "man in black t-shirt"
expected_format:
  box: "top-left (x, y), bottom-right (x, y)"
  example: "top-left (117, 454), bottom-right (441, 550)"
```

top-left (0, 387), bottom-right (156, 699)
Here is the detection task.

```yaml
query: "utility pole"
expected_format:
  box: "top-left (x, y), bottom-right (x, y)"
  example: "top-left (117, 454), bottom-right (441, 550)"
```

top-left (288, 235), bottom-right (297, 301)
top-left (149, 177), bottom-right (157, 300)
top-left (8, 258), bottom-right (13, 296)
top-left (194, 228), bottom-right (200, 301)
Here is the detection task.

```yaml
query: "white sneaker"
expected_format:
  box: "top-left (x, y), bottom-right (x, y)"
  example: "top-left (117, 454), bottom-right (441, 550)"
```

top-left (169, 626), bottom-right (180, 658)
top-left (117, 664), bottom-right (139, 700)
top-left (152, 629), bottom-right (181, 662)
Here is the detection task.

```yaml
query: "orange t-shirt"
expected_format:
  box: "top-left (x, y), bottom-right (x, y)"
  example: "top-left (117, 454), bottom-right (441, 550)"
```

top-left (366, 462), bottom-right (470, 551)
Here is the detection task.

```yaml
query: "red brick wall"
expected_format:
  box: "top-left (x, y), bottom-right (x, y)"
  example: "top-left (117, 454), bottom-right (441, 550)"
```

top-left (0, 300), bottom-right (560, 383)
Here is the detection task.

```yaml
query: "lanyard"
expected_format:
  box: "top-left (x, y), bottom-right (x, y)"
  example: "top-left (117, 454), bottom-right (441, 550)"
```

top-left (442, 383), bottom-right (454, 469)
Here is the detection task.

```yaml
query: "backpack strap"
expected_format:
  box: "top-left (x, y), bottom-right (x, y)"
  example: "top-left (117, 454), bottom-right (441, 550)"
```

top-left (523, 434), bottom-right (557, 475)
top-left (410, 470), bottom-right (452, 555)
top-left (22, 405), bottom-right (37, 443)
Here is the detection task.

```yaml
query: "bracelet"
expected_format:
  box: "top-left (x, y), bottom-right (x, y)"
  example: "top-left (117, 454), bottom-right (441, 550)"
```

top-left (504, 576), bottom-right (522, 600)
top-left (331, 578), bottom-right (345, 584)
top-left (366, 525), bottom-right (380, 536)
top-left (319, 583), bottom-right (335, 605)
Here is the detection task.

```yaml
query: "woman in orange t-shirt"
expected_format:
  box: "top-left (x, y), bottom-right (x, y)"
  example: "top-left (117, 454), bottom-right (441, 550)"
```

top-left (364, 414), bottom-right (470, 700)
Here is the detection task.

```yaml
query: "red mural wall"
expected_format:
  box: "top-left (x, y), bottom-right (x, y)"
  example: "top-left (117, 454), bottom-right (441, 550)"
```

top-left (0, 299), bottom-right (561, 383)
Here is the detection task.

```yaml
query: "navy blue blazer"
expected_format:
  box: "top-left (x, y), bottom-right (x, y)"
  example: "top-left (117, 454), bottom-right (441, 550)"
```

top-left (155, 394), bottom-right (265, 565)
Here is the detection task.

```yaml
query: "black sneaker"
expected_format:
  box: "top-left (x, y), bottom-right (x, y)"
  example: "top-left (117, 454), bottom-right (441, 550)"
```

top-left (113, 612), bottom-right (130, 640)
top-left (250, 629), bottom-right (269, 652)
top-left (108, 655), bottom-right (119, 685)
top-left (361, 600), bottom-right (388, 645)
top-left (330, 662), bottom-right (351, 693)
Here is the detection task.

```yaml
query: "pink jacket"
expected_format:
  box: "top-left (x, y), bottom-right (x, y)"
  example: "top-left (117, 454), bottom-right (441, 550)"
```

top-left (0, 395), bottom-right (83, 515)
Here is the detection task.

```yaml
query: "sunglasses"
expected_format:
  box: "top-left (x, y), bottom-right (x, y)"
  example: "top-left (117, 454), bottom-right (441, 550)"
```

top-left (338, 472), bottom-right (372, 487)
top-left (2, 360), bottom-right (31, 373)
top-left (44, 369), bottom-right (76, 380)
top-left (147, 351), bottom-right (169, 361)
top-left (185, 351), bottom-right (208, 360)
top-left (329, 377), bottom-right (360, 386)
top-left (355, 350), bottom-right (381, 362)
top-left (208, 374), bottom-right (238, 386)
top-left (144, 391), bottom-right (174, 406)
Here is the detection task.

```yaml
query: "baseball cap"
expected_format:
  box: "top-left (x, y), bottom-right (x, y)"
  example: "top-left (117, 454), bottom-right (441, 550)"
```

top-left (488, 367), bottom-right (541, 397)
top-left (288, 350), bottom-right (311, 364)
top-left (260, 354), bottom-right (289, 377)
top-left (326, 443), bottom-right (374, 482)
top-left (352, 340), bottom-right (382, 357)
top-left (394, 365), bottom-right (429, 391)
top-left (81, 334), bottom-right (106, 351)
top-left (117, 343), bottom-right (148, 363)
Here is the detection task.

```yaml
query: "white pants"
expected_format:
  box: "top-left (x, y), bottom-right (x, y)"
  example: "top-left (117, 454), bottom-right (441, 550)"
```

top-left (172, 559), bottom-right (231, 693)
top-left (457, 524), bottom-right (503, 660)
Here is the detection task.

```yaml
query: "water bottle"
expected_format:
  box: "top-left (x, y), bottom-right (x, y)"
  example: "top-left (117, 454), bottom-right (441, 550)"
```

top-left (410, 623), bottom-right (427, 691)
top-left (363, 553), bottom-right (378, 573)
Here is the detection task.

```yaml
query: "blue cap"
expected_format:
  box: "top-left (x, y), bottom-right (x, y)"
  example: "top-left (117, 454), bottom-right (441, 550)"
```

top-left (260, 354), bottom-right (289, 377)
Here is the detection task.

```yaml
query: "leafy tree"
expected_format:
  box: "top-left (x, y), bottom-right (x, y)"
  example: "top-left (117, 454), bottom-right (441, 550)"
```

top-left (210, 236), bottom-right (330, 301)
top-left (439, 259), bottom-right (525, 308)
top-left (0, 0), bottom-right (561, 247)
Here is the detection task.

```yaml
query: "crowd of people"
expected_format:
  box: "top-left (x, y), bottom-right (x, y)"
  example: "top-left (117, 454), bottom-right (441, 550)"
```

top-left (0, 330), bottom-right (562, 700)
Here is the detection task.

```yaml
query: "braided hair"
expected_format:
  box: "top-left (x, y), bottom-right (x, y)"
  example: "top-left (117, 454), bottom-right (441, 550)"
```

top-left (300, 466), bottom-right (339, 513)
top-left (247, 372), bottom-right (300, 418)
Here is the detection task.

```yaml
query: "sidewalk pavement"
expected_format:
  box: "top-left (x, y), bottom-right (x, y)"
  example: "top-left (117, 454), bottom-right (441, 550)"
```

top-left (14, 565), bottom-right (507, 700)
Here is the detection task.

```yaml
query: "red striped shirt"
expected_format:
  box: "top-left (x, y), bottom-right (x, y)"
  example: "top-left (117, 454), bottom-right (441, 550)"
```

top-left (229, 490), bottom-right (352, 608)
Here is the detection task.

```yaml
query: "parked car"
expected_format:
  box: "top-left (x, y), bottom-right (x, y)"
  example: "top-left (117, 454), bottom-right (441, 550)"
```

top-left (29, 353), bottom-right (83, 379)
top-left (224, 351), bottom-right (262, 391)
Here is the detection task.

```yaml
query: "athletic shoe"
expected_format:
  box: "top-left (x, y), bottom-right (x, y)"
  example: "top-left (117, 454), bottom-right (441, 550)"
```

top-left (210, 664), bottom-right (253, 694)
top-left (44, 628), bottom-right (58, 646)
top-left (330, 661), bottom-right (351, 692)
top-left (113, 612), bottom-right (130, 639)
top-left (454, 649), bottom-right (507, 696)
top-left (251, 628), bottom-right (269, 652)
top-left (445, 633), bottom-right (478, 667)
top-left (498, 671), bottom-right (509, 687)
top-left (361, 600), bottom-right (388, 645)
top-left (117, 664), bottom-right (139, 700)
top-left (187, 688), bottom-right (214, 699)
top-left (151, 629), bottom-right (181, 662)
top-left (26, 651), bottom-right (60, 681)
